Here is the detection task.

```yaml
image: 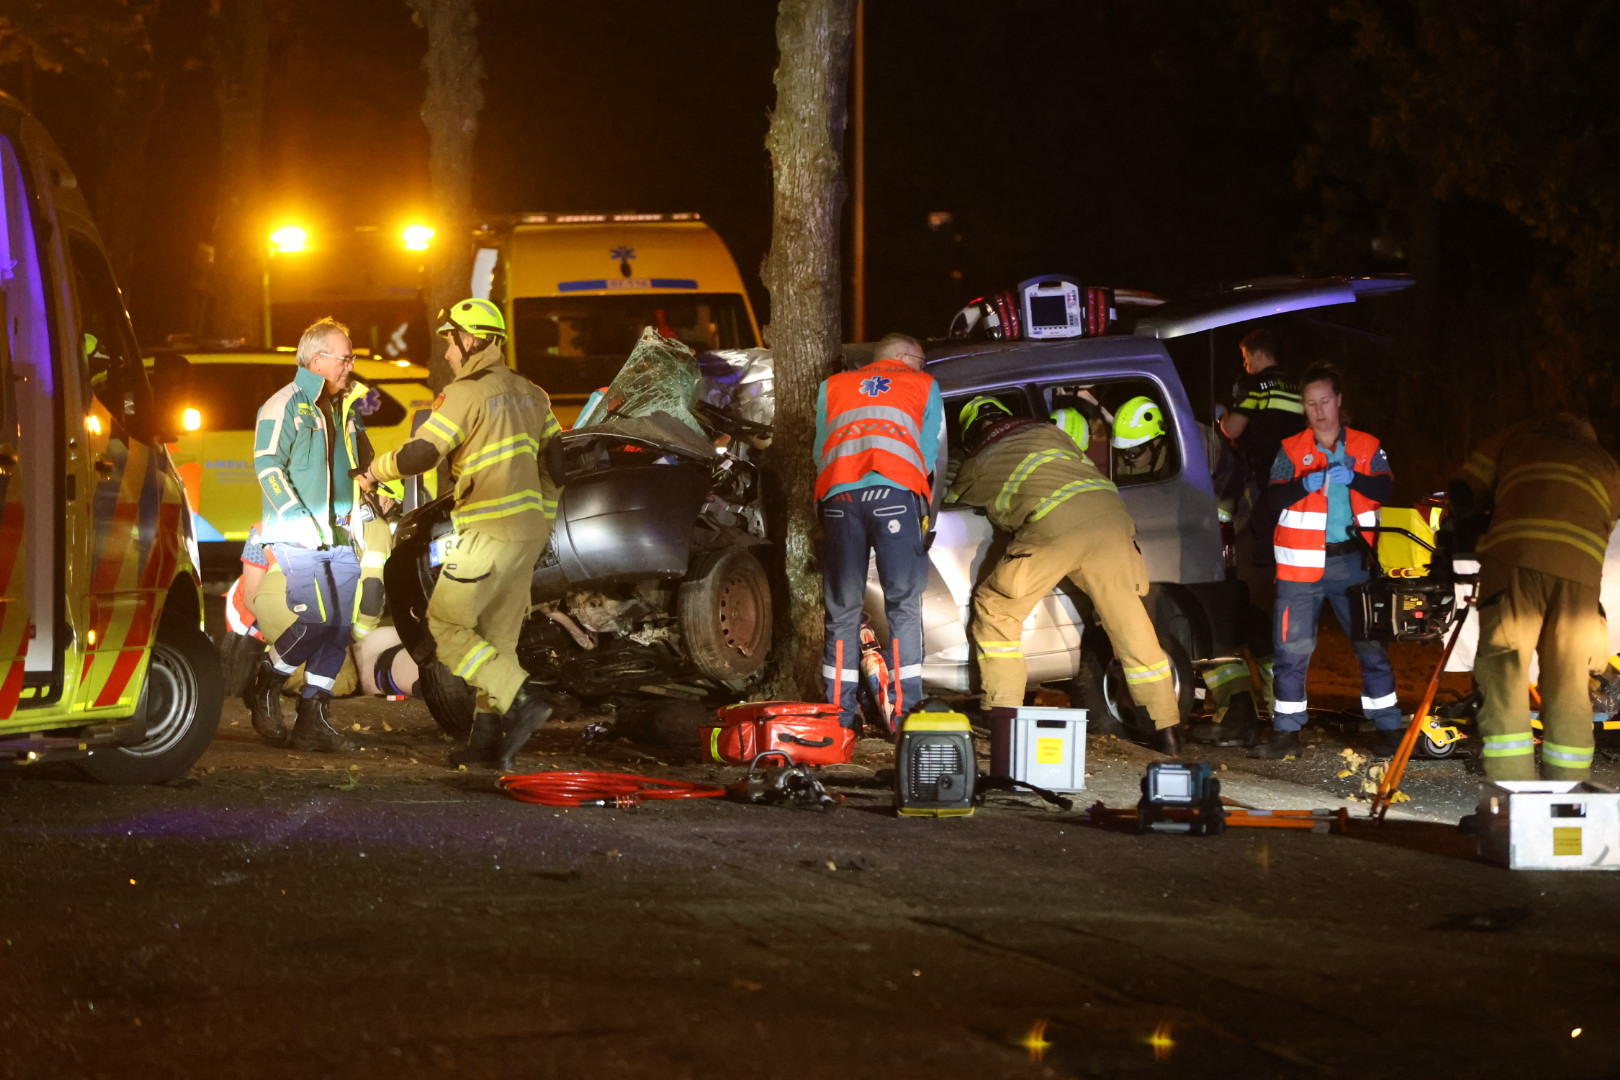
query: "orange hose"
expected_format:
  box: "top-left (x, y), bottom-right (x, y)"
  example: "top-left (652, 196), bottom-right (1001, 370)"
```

top-left (498, 771), bottom-right (725, 807)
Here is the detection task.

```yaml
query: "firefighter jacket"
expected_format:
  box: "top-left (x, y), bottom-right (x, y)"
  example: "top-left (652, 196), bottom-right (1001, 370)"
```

top-left (1270, 427), bottom-right (1388, 583)
top-left (815, 359), bottom-right (943, 504)
top-left (369, 342), bottom-right (561, 540)
top-left (254, 364), bottom-right (374, 548)
top-left (950, 418), bottom-right (1121, 534)
top-left (1453, 418), bottom-right (1620, 589)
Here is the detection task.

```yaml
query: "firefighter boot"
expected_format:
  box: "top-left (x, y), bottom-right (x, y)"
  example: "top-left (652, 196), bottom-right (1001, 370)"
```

top-left (449, 713), bottom-right (502, 769)
top-left (244, 661), bottom-right (290, 746)
top-left (1192, 690), bottom-right (1261, 747)
top-left (495, 686), bottom-right (553, 772)
top-left (1154, 724), bottom-right (1183, 758)
top-left (291, 692), bottom-right (349, 753)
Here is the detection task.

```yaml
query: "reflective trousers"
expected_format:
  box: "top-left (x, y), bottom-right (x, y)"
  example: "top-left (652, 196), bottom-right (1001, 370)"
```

top-left (1475, 560), bottom-right (1602, 781)
top-left (971, 496), bottom-right (1179, 729)
top-left (428, 527), bottom-right (548, 716)
top-left (821, 486), bottom-right (928, 728)
top-left (251, 563), bottom-right (358, 696)
top-left (265, 545), bottom-right (360, 699)
top-left (1272, 553), bottom-right (1401, 731)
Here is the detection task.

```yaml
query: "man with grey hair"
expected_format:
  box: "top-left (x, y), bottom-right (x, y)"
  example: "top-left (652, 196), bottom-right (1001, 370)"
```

top-left (242, 317), bottom-right (372, 752)
top-left (815, 332), bottom-right (945, 728)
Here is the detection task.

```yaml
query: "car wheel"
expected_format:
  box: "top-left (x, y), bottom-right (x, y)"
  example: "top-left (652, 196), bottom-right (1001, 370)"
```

top-left (678, 547), bottom-right (772, 685)
top-left (1073, 630), bottom-right (1194, 742)
top-left (419, 658), bottom-right (477, 739)
top-left (78, 624), bottom-right (223, 784)
top-left (218, 630), bottom-right (265, 698)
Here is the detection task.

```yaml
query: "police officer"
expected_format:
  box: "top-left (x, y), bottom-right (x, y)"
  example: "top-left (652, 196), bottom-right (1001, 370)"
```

top-left (816, 333), bottom-right (945, 728)
top-left (1256, 363), bottom-right (1400, 759)
top-left (244, 317), bottom-right (371, 752)
top-left (1451, 415), bottom-right (1620, 781)
top-left (361, 298), bottom-right (562, 770)
top-left (952, 396), bottom-right (1183, 754)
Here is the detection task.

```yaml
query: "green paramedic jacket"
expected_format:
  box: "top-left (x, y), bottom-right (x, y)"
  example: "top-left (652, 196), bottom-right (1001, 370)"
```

top-left (254, 364), bottom-right (374, 548)
top-left (368, 342), bottom-right (561, 540)
top-left (949, 418), bottom-right (1122, 533)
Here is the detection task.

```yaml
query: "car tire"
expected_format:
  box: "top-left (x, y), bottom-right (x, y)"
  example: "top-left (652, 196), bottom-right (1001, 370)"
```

top-left (678, 547), bottom-right (772, 686)
top-left (78, 623), bottom-right (223, 784)
top-left (218, 630), bottom-right (265, 698)
top-left (419, 658), bottom-right (477, 739)
top-left (1073, 630), bottom-right (1194, 742)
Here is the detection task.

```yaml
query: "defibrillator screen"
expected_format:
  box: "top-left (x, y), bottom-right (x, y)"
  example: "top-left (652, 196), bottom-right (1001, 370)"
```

top-left (1028, 294), bottom-right (1070, 329)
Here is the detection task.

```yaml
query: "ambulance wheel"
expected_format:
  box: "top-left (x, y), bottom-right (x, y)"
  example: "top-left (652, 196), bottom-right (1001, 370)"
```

top-left (78, 624), bottom-right (223, 784)
top-left (1420, 731), bottom-right (1459, 759)
top-left (1074, 632), bottom-right (1194, 742)
top-left (679, 547), bottom-right (772, 685)
top-left (419, 659), bottom-right (476, 739)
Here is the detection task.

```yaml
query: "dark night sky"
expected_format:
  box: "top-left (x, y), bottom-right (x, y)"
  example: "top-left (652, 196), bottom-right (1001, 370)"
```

top-left (22, 1), bottom-right (1316, 343)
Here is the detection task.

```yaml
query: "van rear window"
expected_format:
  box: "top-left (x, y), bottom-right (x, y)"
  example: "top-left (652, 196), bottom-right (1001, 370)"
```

top-left (511, 293), bottom-right (755, 395)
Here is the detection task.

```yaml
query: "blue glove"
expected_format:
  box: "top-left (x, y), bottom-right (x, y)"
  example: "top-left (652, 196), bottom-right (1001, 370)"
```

top-left (1326, 463), bottom-right (1354, 486)
top-left (1302, 470), bottom-right (1327, 493)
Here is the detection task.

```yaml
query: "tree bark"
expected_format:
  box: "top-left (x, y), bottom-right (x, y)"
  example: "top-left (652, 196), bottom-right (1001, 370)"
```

top-left (204, 0), bottom-right (268, 345)
top-left (759, 0), bottom-right (856, 700)
top-left (406, 0), bottom-right (483, 391)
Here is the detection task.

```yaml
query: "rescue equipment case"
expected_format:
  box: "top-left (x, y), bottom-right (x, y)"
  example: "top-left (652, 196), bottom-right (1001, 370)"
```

top-left (988, 706), bottom-right (1088, 793)
top-left (702, 701), bottom-right (853, 766)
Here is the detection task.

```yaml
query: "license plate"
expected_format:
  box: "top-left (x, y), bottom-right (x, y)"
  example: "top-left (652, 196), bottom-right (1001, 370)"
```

top-left (429, 534), bottom-right (458, 567)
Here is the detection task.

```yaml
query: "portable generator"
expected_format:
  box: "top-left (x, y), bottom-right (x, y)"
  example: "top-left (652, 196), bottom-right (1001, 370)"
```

top-left (1348, 510), bottom-right (1470, 644)
top-left (894, 701), bottom-right (976, 818)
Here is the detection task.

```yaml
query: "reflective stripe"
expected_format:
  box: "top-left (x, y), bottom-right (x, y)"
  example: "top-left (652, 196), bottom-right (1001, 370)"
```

top-left (304, 672), bottom-right (335, 691)
top-left (1028, 477), bottom-right (1117, 522)
top-left (895, 664), bottom-right (923, 679)
top-left (422, 412), bottom-right (464, 446)
top-left (360, 550), bottom-right (389, 569)
top-left (995, 449), bottom-right (1076, 515)
top-left (975, 640), bottom-right (1024, 660)
top-left (452, 490), bottom-right (546, 527)
top-left (1278, 509), bottom-right (1327, 530)
top-left (1362, 692), bottom-right (1398, 711)
top-left (460, 432), bottom-right (539, 476)
top-left (829, 404), bottom-right (923, 430)
top-left (1124, 659), bottom-right (1171, 684)
top-left (1354, 510), bottom-right (1378, 528)
top-left (1499, 462), bottom-right (1612, 515)
top-left (1542, 741), bottom-right (1594, 764)
top-left (1482, 734), bottom-right (1535, 756)
top-left (821, 665), bottom-right (859, 682)
top-left (1203, 662), bottom-right (1249, 690)
top-left (1273, 699), bottom-right (1308, 715)
top-left (455, 643), bottom-right (495, 680)
top-left (1275, 547), bottom-right (1326, 568)
top-left (820, 433), bottom-right (928, 476)
top-left (1480, 519), bottom-right (1609, 564)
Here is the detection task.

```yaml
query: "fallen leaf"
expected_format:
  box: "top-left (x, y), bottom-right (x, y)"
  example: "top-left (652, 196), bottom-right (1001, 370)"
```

top-left (731, 978), bottom-right (763, 991)
top-left (825, 861), bottom-right (837, 871)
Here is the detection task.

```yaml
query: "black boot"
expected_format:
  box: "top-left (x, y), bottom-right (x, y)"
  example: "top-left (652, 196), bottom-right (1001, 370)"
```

top-left (495, 686), bottom-right (553, 772)
top-left (449, 713), bottom-right (502, 769)
top-left (290, 692), bottom-right (348, 753)
top-left (1154, 724), bottom-right (1183, 758)
top-left (244, 661), bottom-right (290, 746)
top-left (1250, 729), bottom-right (1303, 760)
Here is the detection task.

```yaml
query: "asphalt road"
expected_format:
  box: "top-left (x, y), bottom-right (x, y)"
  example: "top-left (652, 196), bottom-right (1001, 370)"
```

top-left (3, 688), bottom-right (1617, 1080)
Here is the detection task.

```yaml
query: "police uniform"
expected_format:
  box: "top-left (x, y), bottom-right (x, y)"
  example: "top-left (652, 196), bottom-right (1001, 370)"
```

top-left (1453, 417), bottom-right (1620, 781)
top-left (815, 358), bottom-right (944, 726)
top-left (952, 417), bottom-right (1180, 731)
top-left (369, 341), bottom-right (561, 723)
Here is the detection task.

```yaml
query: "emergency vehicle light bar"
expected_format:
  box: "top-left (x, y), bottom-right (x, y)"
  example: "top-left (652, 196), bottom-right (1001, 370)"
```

top-left (512, 212), bottom-right (702, 225)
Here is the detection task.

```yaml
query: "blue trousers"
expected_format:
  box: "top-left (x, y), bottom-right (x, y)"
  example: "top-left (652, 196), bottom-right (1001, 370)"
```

top-left (267, 545), bottom-right (360, 699)
top-left (821, 486), bottom-right (928, 727)
top-left (1273, 553), bottom-right (1401, 731)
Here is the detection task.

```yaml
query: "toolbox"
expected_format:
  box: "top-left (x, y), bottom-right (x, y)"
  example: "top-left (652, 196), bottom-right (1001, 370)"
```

top-left (1476, 781), bottom-right (1620, 870)
top-left (702, 701), bottom-right (854, 767)
top-left (989, 706), bottom-right (1088, 793)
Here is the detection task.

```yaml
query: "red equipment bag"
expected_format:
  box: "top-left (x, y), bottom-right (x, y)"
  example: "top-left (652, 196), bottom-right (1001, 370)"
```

top-left (701, 701), bottom-right (855, 766)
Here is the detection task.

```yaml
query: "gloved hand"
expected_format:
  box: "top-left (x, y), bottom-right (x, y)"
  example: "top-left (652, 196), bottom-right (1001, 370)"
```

top-left (1325, 463), bottom-right (1354, 486)
top-left (1302, 470), bottom-right (1327, 493)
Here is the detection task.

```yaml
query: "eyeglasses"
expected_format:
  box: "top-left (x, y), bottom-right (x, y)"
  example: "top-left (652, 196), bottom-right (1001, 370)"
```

top-left (317, 351), bottom-right (357, 366)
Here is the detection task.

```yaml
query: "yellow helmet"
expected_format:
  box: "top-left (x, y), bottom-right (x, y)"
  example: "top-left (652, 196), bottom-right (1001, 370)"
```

top-left (436, 297), bottom-right (507, 341)
top-left (958, 394), bottom-right (1012, 433)
top-left (1112, 395), bottom-right (1164, 449)
top-left (1050, 407), bottom-right (1089, 452)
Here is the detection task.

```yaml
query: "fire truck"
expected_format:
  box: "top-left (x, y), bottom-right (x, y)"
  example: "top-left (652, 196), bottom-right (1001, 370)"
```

top-left (0, 93), bottom-right (220, 782)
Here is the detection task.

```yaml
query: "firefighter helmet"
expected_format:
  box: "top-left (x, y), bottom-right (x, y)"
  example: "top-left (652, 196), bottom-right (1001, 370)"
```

top-left (436, 297), bottom-right (507, 342)
top-left (1112, 396), bottom-right (1164, 449)
top-left (1051, 407), bottom-right (1090, 452)
top-left (959, 394), bottom-right (1013, 434)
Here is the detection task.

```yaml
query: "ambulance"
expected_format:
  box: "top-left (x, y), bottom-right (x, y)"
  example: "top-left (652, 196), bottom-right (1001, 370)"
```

top-left (471, 213), bottom-right (761, 425)
top-left (0, 93), bottom-right (220, 782)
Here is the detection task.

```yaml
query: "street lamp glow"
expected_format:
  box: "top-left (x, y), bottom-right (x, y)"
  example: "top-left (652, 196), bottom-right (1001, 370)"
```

top-left (269, 225), bottom-right (307, 253)
top-left (402, 224), bottom-right (434, 251)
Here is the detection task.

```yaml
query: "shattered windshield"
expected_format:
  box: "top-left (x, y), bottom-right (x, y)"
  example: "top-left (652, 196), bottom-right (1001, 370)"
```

top-left (574, 327), bottom-right (715, 457)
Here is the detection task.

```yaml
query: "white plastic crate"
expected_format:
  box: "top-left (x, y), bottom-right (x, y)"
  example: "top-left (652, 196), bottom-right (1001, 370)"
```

top-left (989, 706), bottom-right (1088, 793)
top-left (1476, 781), bottom-right (1620, 870)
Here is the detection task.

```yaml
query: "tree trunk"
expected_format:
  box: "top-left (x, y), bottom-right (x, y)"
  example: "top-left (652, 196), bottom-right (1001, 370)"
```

top-left (759, 0), bottom-right (856, 700)
top-left (204, 0), bottom-right (268, 345)
top-left (406, 0), bottom-right (484, 391)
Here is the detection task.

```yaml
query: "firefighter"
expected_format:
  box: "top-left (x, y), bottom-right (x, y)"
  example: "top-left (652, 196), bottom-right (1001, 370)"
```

top-left (361, 299), bottom-right (561, 771)
top-left (244, 317), bottom-right (371, 752)
top-left (1111, 396), bottom-right (1175, 483)
top-left (1450, 415), bottom-right (1620, 781)
top-left (952, 395), bottom-right (1183, 755)
top-left (1255, 362), bottom-right (1400, 759)
top-left (816, 333), bottom-right (945, 728)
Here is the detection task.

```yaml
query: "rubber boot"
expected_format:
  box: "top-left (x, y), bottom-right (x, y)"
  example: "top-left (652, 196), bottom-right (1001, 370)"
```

top-left (495, 686), bottom-right (553, 772)
top-left (1154, 724), bottom-right (1182, 758)
top-left (290, 692), bottom-right (348, 753)
top-left (1208, 691), bottom-right (1262, 747)
top-left (449, 713), bottom-right (502, 769)
top-left (244, 661), bottom-right (290, 746)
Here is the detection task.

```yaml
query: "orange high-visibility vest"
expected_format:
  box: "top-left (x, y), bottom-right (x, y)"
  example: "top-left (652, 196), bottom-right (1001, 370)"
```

top-left (1272, 427), bottom-right (1385, 583)
top-left (815, 360), bottom-right (935, 501)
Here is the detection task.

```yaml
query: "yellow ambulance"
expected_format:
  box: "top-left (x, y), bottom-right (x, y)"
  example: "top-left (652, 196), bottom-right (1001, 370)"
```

top-left (0, 93), bottom-right (220, 782)
top-left (474, 213), bottom-right (762, 425)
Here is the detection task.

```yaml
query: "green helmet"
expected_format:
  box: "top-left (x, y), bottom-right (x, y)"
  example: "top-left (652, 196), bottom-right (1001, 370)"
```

top-left (437, 297), bottom-right (507, 341)
top-left (1112, 395), bottom-right (1164, 449)
top-left (1051, 407), bottom-right (1089, 452)
top-left (958, 394), bottom-right (1012, 434)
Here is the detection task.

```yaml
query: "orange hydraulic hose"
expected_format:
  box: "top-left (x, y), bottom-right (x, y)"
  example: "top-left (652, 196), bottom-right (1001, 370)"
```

top-left (498, 771), bottom-right (726, 807)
